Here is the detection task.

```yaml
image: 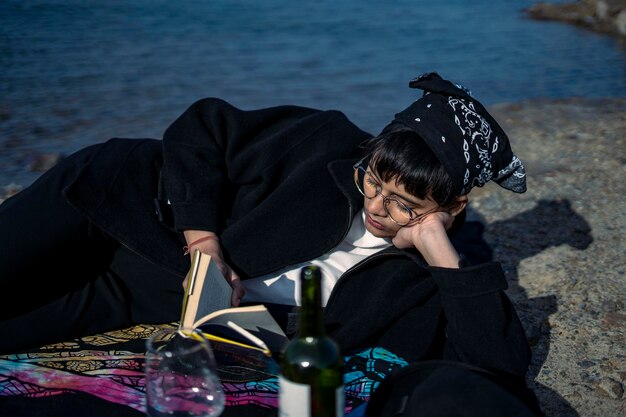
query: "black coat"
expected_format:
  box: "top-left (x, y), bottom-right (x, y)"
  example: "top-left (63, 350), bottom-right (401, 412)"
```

top-left (64, 98), bottom-right (531, 381)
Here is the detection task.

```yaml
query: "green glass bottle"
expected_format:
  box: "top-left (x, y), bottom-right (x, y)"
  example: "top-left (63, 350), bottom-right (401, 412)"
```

top-left (279, 265), bottom-right (344, 417)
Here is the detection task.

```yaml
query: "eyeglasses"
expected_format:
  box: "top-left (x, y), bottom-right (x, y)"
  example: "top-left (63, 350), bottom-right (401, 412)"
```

top-left (353, 158), bottom-right (440, 226)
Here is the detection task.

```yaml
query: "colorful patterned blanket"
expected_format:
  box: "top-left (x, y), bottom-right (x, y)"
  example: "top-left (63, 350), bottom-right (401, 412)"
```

top-left (0, 324), bottom-right (407, 417)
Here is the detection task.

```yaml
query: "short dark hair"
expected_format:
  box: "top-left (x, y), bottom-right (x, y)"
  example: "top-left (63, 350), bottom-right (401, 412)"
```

top-left (362, 123), bottom-right (458, 208)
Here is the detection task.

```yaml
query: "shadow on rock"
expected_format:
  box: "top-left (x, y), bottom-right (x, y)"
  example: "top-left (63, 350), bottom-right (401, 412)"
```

top-left (452, 199), bottom-right (593, 417)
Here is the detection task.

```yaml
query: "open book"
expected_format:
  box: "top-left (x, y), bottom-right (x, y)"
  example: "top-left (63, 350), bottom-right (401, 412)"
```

top-left (180, 250), bottom-right (288, 375)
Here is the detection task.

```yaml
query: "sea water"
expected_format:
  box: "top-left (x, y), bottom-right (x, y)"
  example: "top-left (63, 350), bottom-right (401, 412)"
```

top-left (1, 0), bottom-right (625, 187)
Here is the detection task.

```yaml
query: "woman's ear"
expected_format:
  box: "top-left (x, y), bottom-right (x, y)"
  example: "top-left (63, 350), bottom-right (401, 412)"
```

top-left (449, 195), bottom-right (468, 217)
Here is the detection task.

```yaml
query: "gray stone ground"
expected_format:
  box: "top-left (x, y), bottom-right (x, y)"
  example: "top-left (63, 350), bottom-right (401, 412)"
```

top-left (475, 98), bottom-right (626, 417)
top-left (1, 98), bottom-right (625, 416)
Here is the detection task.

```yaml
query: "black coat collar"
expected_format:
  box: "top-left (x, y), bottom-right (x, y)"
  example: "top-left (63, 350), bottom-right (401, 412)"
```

top-left (328, 158), bottom-right (363, 208)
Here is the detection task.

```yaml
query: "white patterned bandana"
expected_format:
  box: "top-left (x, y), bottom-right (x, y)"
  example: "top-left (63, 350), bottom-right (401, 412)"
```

top-left (392, 72), bottom-right (526, 195)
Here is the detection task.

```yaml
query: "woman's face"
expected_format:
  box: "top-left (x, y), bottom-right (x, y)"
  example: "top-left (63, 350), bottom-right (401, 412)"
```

top-left (362, 167), bottom-right (440, 238)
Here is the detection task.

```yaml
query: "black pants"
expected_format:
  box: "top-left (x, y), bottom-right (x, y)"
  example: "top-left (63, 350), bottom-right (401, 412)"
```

top-left (0, 145), bottom-right (184, 354)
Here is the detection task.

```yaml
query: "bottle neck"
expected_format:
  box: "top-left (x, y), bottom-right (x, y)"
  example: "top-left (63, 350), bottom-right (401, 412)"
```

top-left (298, 266), bottom-right (325, 337)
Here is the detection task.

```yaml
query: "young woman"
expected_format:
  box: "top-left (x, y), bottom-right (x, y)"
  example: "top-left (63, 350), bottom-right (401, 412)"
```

top-left (0, 72), bottom-right (540, 414)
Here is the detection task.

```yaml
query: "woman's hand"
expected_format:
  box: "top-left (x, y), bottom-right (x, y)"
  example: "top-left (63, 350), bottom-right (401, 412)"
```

top-left (182, 230), bottom-right (245, 307)
top-left (392, 211), bottom-right (461, 268)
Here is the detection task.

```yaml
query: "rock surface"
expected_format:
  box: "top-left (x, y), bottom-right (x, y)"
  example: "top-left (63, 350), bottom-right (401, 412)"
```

top-left (526, 0), bottom-right (626, 37)
top-left (1, 98), bottom-right (625, 416)
top-left (477, 97), bottom-right (626, 417)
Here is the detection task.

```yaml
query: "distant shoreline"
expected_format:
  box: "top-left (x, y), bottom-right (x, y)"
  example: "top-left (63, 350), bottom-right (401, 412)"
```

top-left (526, 0), bottom-right (626, 38)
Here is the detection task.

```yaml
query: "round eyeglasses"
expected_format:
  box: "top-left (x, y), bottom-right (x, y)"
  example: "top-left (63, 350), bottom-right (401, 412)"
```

top-left (353, 160), bottom-right (440, 226)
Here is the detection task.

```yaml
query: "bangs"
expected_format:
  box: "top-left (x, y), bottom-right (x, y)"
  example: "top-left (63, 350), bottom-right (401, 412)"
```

top-left (363, 126), bottom-right (457, 207)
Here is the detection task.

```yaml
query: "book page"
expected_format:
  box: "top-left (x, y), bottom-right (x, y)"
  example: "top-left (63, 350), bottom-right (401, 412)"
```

top-left (195, 305), bottom-right (288, 353)
top-left (180, 250), bottom-right (232, 329)
top-left (181, 251), bottom-right (288, 355)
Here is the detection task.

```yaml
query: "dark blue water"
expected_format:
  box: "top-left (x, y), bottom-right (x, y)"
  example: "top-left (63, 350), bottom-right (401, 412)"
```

top-left (1, 0), bottom-right (625, 186)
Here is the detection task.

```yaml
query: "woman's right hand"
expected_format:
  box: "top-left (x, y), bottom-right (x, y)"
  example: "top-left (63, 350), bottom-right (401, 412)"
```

top-left (392, 211), bottom-right (461, 268)
top-left (182, 231), bottom-right (245, 307)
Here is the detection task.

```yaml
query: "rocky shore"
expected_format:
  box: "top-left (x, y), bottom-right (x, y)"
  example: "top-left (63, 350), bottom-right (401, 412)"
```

top-left (526, 0), bottom-right (626, 37)
top-left (1, 97), bottom-right (625, 416)
top-left (476, 98), bottom-right (626, 417)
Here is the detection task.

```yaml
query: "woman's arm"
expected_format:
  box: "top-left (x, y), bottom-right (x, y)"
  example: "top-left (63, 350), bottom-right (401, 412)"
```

top-left (160, 99), bottom-right (253, 302)
top-left (160, 98), bottom-right (240, 233)
top-left (429, 263), bottom-right (531, 378)
top-left (160, 98), bottom-right (332, 299)
top-left (393, 212), bottom-right (531, 377)
top-left (159, 98), bottom-right (327, 233)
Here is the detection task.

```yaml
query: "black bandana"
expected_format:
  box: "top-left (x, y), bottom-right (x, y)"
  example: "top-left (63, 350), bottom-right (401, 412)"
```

top-left (392, 72), bottom-right (526, 195)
